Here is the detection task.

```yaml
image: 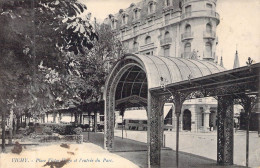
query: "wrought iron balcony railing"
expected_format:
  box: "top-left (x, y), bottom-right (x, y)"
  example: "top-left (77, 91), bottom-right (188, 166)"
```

top-left (181, 10), bottom-right (220, 24)
top-left (128, 47), bottom-right (139, 53)
top-left (181, 0), bottom-right (217, 5)
top-left (140, 43), bottom-right (154, 51)
top-left (160, 38), bottom-right (172, 46)
top-left (203, 31), bottom-right (216, 39)
top-left (181, 32), bottom-right (194, 41)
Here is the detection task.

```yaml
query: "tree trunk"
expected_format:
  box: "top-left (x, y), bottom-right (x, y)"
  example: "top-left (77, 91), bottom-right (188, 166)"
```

top-left (8, 107), bottom-right (14, 144)
top-left (74, 113), bottom-right (78, 125)
top-left (25, 114), bottom-right (27, 126)
top-left (80, 113), bottom-right (83, 124)
top-left (13, 118), bottom-right (16, 137)
top-left (1, 108), bottom-right (6, 152)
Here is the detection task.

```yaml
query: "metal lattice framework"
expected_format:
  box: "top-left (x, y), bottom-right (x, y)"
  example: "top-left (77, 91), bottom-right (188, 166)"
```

top-left (104, 54), bottom-right (260, 167)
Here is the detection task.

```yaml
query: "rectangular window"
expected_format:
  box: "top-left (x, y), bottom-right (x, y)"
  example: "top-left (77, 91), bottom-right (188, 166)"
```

top-left (165, 14), bottom-right (170, 24)
top-left (148, 20), bottom-right (153, 26)
top-left (185, 5), bottom-right (191, 13)
top-left (133, 26), bottom-right (138, 34)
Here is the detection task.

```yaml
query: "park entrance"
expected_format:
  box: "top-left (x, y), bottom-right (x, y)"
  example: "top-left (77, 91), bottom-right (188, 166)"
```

top-left (104, 54), bottom-right (259, 167)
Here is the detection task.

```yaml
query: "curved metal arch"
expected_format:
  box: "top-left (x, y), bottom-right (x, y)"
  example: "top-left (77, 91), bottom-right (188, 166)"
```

top-left (174, 57), bottom-right (193, 77)
top-left (181, 58), bottom-right (204, 77)
top-left (206, 61), bottom-right (223, 72)
top-left (163, 56), bottom-right (184, 81)
top-left (120, 66), bottom-right (135, 99)
top-left (111, 63), bottom-right (145, 101)
top-left (149, 55), bottom-right (174, 83)
top-left (195, 59), bottom-right (213, 74)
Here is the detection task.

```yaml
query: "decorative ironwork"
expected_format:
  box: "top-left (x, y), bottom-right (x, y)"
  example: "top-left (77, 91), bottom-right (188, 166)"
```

top-left (217, 95), bottom-right (234, 165)
top-left (104, 59), bottom-right (142, 150)
top-left (148, 93), bottom-right (164, 166)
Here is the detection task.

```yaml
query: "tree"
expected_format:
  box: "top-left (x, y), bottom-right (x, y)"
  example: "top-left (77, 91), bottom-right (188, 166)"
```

top-left (0, 0), bottom-right (97, 151)
top-left (63, 22), bottom-right (126, 107)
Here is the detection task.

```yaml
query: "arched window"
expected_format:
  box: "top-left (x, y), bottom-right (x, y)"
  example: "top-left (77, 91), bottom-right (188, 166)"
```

top-left (165, 31), bottom-right (170, 39)
top-left (185, 24), bottom-right (191, 33)
top-left (206, 23), bottom-right (212, 33)
top-left (145, 36), bottom-right (151, 44)
top-left (205, 42), bottom-right (212, 58)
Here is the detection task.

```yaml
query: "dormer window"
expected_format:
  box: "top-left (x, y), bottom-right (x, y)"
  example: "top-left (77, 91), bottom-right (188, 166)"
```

top-left (148, 1), bottom-right (156, 14)
top-left (133, 8), bottom-right (141, 20)
top-left (111, 19), bottom-right (117, 29)
top-left (121, 13), bottom-right (129, 25)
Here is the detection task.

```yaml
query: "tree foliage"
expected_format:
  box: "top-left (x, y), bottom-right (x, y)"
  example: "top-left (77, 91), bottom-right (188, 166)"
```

top-left (0, 0), bottom-right (97, 117)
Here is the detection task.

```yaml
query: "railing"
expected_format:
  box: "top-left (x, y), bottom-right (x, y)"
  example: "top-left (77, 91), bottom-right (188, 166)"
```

top-left (160, 38), bottom-right (172, 46)
top-left (181, 0), bottom-right (217, 5)
top-left (181, 32), bottom-right (194, 41)
top-left (203, 52), bottom-right (216, 60)
top-left (140, 42), bottom-right (154, 51)
top-left (36, 134), bottom-right (83, 144)
top-left (181, 10), bottom-right (220, 22)
top-left (128, 47), bottom-right (139, 53)
top-left (203, 31), bottom-right (216, 39)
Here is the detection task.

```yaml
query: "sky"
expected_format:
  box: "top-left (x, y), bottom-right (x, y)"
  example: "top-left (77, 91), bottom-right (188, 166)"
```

top-left (80, 0), bottom-right (260, 69)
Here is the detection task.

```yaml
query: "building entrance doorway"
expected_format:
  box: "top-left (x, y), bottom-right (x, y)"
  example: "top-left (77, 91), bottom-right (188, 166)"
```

top-left (183, 109), bottom-right (191, 130)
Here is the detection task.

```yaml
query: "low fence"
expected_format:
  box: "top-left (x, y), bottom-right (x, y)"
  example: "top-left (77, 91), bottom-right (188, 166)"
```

top-left (33, 134), bottom-right (83, 144)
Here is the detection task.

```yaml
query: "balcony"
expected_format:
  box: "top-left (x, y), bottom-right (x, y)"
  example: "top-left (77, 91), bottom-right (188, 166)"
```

top-left (140, 43), bottom-right (155, 51)
top-left (181, 0), bottom-right (217, 5)
top-left (163, 5), bottom-right (174, 12)
top-left (181, 10), bottom-right (220, 24)
top-left (128, 47), bottom-right (139, 53)
top-left (203, 31), bottom-right (216, 39)
top-left (181, 32), bottom-right (194, 41)
top-left (160, 38), bottom-right (172, 46)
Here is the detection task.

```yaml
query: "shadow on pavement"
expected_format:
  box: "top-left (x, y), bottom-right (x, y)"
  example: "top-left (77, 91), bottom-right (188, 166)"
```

top-left (83, 132), bottom-right (245, 168)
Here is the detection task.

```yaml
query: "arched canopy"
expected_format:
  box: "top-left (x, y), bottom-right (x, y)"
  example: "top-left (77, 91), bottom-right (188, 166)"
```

top-left (105, 54), bottom-right (225, 108)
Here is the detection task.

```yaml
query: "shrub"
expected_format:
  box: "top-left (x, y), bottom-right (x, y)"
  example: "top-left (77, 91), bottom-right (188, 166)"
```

top-left (43, 126), bottom-right (53, 135)
top-left (65, 125), bottom-right (75, 135)
top-left (73, 127), bottom-right (82, 135)
top-left (53, 125), bottom-right (66, 135)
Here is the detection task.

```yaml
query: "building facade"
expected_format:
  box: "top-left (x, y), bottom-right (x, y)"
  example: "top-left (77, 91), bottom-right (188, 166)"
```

top-left (105, 0), bottom-right (231, 132)
top-left (105, 0), bottom-right (219, 61)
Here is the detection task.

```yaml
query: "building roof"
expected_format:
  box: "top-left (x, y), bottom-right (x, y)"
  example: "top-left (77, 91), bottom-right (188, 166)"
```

top-left (107, 0), bottom-right (181, 30)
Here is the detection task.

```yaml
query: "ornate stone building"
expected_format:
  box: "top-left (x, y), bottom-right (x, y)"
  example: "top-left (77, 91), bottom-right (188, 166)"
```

top-left (105, 0), bottom-right (219, 60)
top-left (105, 0), bottom-right (223, 132)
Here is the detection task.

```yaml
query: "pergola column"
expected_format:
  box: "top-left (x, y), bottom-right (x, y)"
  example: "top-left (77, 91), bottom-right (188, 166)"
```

top-left (104, 89), bottom-right (115, 151)
top-left (94, 111), bottom-right (98, 132)
top-left (147, 92), bottom-right (164, 167)
top-left (217, 96), bottom-right (234, 165)
top-left (203, 106), bottom-right (211, 132)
